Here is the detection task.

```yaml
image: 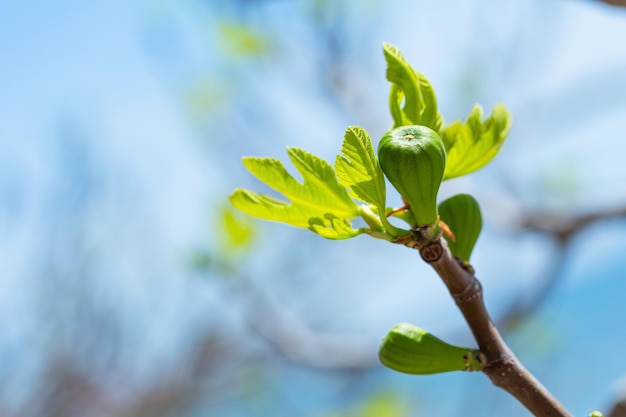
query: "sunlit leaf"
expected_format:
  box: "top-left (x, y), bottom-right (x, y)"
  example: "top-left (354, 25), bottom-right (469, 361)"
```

top-left (383, 42), bottom-right (443, 131)
top-left (309, 214), bottom-right (363, 240)
top-left (334, 126), bottom-right (409, 238)
top-left (335, 126), bottom-right (386, 209)
top-left (230, 147), bottom-right (362, 239)
top-left (441, 103), bottom-right (512, 180)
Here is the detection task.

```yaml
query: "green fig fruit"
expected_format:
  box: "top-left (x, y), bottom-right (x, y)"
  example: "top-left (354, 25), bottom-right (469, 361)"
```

top-left (379, 323), bottom-right (484, 375)
top-left (438, 194), bottom-right (482, 262)
top-left (377, 125), bottom-right (446, 227)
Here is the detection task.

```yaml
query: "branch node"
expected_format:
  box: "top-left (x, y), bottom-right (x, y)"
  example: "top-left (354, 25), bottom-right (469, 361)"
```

top-left (419, 240), bottom-right (443, 262)
top-left (451, 275), bottom-right (482, 305)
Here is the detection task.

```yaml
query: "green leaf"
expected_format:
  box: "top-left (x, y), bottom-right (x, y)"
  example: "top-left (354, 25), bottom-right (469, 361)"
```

top-left (229, 147), bottom-right (362, 239)
top-left (441, 103), bottom-right (512, 180)
top-left (379, 323), bottom-right (485, 375)
top-left (335, 126), bottom-right (386, 209)
top-left (438, 194), bottom-right (482, 262)
top-left (383, 42), bottom-right (443, 132)
top-left (334, 126), bottom-right (410, 238)
top-left (309, 214), bottom-right (362, 240)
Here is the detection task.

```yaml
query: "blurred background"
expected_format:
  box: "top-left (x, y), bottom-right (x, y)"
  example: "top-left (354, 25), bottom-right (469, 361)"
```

top-left (1, 0), bottom-right (626, 416)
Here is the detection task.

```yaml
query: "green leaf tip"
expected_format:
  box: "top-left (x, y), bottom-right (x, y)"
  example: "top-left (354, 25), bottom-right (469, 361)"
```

top-left (229, 147), bottom-right (362, 240)
top-left (438, 194), bottom-right (482, 262)
top-left (442, 103), bottom-right (512, 180)
top-left (379, 323), bottom-right (485, 375)
top-left (382, 42), bottom-right (443, 132)
top-left (588, 412), bottom-right (604, 417)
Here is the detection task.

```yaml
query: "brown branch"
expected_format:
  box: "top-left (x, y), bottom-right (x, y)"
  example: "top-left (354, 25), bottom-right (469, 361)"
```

top-left (420, 239), bottom-right (573, 417)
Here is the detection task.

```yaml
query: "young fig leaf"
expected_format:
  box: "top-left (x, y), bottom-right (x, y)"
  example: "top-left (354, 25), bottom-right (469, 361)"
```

top-left (383, 42), bottom-right (443, 132)
top-left (335, 126), bottom-right (386, 210)
top-left (379, 323), bottom-right (484, 375)
top-left (377, 125), bottom-right (446, 227)
top-left (438, 194), bottom-right (482, 262)
top-left (229, 147), bottom-right (362, 240)
top-left (441, 103), bottom-right (512, 180)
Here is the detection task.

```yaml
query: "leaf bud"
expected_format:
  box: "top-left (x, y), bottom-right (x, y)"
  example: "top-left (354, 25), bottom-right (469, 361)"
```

top-left (438, 194), bottom-right (482, 262)
top-left (379, 323), bottom-right (484, 375)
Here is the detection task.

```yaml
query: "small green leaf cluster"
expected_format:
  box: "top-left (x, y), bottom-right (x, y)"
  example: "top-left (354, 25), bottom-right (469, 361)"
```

top-left (230, 43), bottom-right (510, 259)
top-left (378, 42), bottom-right (510, 256)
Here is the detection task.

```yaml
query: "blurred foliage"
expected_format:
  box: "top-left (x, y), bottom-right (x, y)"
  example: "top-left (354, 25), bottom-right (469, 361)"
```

top-left (537, 157), bottom-right (582, 203)
top-left (323, 392), bottom-right (409, 417)
top-left (185, 76), bottom-right (234, 121)
top-left (217, 21), bottom-right (273, 60)
top-left (190, 204), bottom-right (257, 275)
top-left (219, 203), bottom-right (257, 253)
top-left (180, 14), bottom-right (275, 128)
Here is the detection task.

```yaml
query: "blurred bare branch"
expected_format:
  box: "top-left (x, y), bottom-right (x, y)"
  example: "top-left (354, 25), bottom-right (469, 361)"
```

top-left (250, 295), bottom-right (376, 370)
top-left (497, 204), bottom-right (626, 330)
top-left (517, 205), bottom-right (626, 243)
top-left (609, 394), bottom-right (626, 417)
top-left (497, 240), bottom-right (569, 331)
top-left (597, 0), bottom-right (626, 6)
top-left (209, 255), bottom-right (379, 370)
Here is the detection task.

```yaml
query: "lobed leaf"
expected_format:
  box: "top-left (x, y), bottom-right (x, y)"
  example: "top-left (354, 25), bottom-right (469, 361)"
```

top-left (229, 147), bottom-right (362, 239)
top-left (334, 125), bottom-right (410, 238)
top-left (309, 214), bottom-right (363, 240)
top-left (442, 103), bottom-right (512, 180)
top-left (335, 126), bottom-right (386, 210)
